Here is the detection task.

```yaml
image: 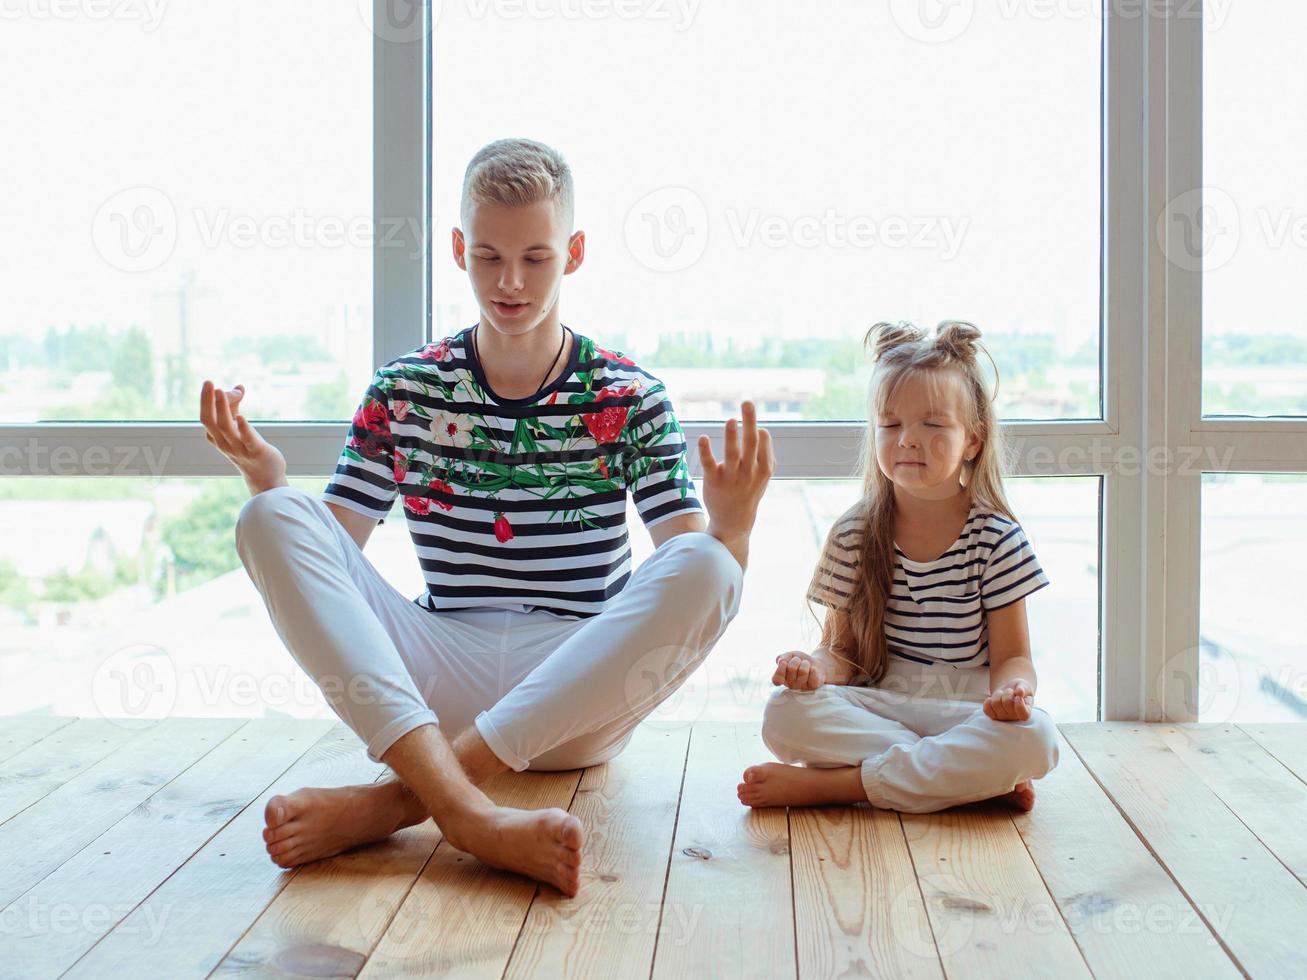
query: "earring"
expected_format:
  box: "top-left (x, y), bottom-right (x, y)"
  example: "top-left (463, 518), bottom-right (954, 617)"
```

top-left (959, 456), bottom-right (975, 489)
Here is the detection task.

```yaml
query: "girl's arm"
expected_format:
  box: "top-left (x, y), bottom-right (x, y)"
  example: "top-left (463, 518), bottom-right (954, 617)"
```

top-left (985, 598), bottom-right (1038, 721)
top-left (815, 606), bottom-right (859, 685)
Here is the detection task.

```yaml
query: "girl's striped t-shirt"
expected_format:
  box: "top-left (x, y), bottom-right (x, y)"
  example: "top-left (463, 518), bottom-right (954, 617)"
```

top-left (321, 326), bottom-right (703, 618)
top-left (806, 500), bottom-right (1050, 669)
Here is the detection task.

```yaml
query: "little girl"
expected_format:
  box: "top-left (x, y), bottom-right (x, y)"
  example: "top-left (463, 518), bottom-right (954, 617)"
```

top-left (738, 320), bottom-right (1059, 814)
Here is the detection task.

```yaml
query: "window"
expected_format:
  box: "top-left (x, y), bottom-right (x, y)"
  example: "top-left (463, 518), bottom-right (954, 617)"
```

top-left (0, 4), bottom-right (373, 424)
top-left (5, 4), bottom-right (1305, 723)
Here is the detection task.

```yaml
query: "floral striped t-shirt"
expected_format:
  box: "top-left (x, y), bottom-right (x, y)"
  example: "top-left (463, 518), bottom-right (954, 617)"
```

top-left (322, 326), bottom-right (703, 618)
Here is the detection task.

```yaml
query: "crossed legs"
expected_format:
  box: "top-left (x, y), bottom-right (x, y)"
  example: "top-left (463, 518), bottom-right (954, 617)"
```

top-left (235, 486), bottom-right (742, 894)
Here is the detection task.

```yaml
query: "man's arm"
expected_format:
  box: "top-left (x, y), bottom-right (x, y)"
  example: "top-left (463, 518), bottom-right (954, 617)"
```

top-left (647, 511), bottom-right (708, 550)
top-left (324, 500), bottom-right (380, 552)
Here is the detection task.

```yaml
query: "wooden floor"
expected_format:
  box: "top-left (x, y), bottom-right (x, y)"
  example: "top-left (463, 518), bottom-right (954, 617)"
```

top-left (2, 718), bottom-right (1305, 979)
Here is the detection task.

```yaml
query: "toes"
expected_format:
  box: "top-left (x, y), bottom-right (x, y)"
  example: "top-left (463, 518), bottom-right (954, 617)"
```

top-left (555, 813), bottom-right (584, 851)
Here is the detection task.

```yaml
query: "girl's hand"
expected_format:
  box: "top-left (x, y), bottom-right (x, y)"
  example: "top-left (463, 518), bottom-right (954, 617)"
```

top-left (773, 651), bottom-right (826, 691)
top-left (984, 679), bottom-right (1035, 722)
top-left (199, 380), bottom-right (288, 495)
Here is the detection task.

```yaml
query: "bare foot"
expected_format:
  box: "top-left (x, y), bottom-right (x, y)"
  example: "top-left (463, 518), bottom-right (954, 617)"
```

top-left (442, 805), bottom-right (584, 897)
top-left (262, 780), bottom-right (423, 868)
top-left (994, 779), bottom-right (1037, 811)
top-left (736, 762), bottom-right (866, 808)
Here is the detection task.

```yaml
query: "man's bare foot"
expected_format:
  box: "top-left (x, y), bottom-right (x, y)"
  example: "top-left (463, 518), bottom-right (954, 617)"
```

top-left (994, 779), bottom-right (1036, 811)
top-left (262, 780), bottom-right (425, 868)
top-left (441, 804), bottom-right (584, 897)
top-left (736, 762), bottom-right (866, 808)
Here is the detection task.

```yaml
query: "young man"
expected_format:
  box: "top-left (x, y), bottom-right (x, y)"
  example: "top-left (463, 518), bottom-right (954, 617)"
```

top-left (200, 138), bottom-right (774, 897)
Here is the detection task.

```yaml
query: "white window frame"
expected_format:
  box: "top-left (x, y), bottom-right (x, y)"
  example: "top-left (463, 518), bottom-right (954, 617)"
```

top-left (4, 3), bottom-right (1303, 721)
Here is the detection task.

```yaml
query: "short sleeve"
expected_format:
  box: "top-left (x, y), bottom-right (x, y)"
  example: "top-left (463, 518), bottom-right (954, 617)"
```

top-left (806, 517), bottom-right (863, 612)
top-left (622, 380), bottom-right (704, 530)
top-left (981, 523), bottom-right (1050, 611)
top-left (321, 369), bottom-right (399, 520)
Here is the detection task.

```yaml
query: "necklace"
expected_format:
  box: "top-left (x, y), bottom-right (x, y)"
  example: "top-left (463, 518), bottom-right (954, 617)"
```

top-left (472, 324), bottom-right (570, 398)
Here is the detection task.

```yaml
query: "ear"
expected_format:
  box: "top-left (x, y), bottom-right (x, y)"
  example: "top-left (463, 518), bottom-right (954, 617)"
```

top-left (564, 230), bottom-right (586, 275)
top-left (452, 227), bottom-right (467, 271)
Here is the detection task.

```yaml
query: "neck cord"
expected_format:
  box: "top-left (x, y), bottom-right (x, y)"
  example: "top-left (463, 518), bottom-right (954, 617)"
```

top-left (473, 324), bottom-right (570, 396)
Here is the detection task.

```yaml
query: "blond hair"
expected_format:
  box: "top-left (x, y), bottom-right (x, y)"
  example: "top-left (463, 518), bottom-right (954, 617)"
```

top-left (810, 320), bottom-right (1020, 686)
top-left (460, 138), bottom-right (574, 228)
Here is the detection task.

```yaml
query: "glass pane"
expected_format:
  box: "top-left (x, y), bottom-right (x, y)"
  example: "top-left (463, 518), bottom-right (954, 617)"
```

top-left (432, 3), bottom-right (1101, 422)
top-left (1200, 474), bottom-right (1307, 721)
top-left (1202, 6), bottom-right (1307, 417)
top-left (0, 477), bottom-right (410, 719)
top-left (646, 476), bottom-right (1102, 725)
top-left (0, 5), bottom-right (372, 423)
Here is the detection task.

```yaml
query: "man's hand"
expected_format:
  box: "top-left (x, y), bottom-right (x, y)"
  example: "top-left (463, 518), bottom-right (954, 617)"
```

top-left (199, 380), bottom-right (288, 496)
top-left (983, 678), bottom-right (1035, 722)
top-left (696, 401), bottom-right (775, 567)
top-left (773, 652), bottom-right (827, 691)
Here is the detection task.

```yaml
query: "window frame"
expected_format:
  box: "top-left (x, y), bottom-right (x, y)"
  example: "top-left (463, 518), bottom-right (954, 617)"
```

top-left (4, 3), bottom-right (1304, 722)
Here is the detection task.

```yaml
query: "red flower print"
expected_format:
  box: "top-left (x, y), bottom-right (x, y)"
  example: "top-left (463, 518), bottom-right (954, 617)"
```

top-left (595, 346), bottom-right (637, 367)
top-left (428, 478), bottom-right (455, 511)
top-left (493, 512), bottom-right (514, 543)
top-left (420, 339), bottom-right (453, 362)
top-left (356, 400), bottom-right (389, 435)
top-left (403, 495), bottom-right (430, 515)
top-left (596, 457), bottom-right (609, 480)
top-left (582, 383), bottom-right (639, 445)
top-left (393, 452), bottom-right (407, 485)
top-left (392, 400), bottom-right (410, 422)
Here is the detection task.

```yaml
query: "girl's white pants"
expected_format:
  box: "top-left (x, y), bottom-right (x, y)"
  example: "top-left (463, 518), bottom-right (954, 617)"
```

top-left (234, 486), bottom-right (743, 771)
top-left (761, 657), bottom-right (1061, 813)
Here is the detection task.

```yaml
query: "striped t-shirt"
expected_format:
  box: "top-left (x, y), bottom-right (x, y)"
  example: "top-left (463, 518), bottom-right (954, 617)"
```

top-left (322, 326), bottom-right (703, 618)
top-left (806, 501), bottom-right (1050, 669)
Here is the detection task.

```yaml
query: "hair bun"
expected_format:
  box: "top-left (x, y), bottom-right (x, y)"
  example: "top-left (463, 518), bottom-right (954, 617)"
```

top-left (933, 320), bottom-right (982, 361)
top-left (865, 321), bottom-right (926, 362)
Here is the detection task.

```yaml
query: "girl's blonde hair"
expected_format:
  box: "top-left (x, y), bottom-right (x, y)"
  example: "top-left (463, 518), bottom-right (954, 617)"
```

top-left (810, 320), bottom-right (1019, 686)
top-left (460, 137), bottom-right (575, 228)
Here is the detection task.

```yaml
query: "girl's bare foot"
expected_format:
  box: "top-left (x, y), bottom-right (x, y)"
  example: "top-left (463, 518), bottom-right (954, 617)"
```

top-left (441, 804), bottom-right (584, 897)
top-left (736, 762), bottom-right (867, 808)
top-left (995, 779), bottom-right (1036, 811)
top-left (262, 780), bottom-right (424, 868)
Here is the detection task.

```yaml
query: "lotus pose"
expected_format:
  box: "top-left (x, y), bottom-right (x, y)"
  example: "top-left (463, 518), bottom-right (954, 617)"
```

top-left (201, 139), bottom-right (773, 897)
top-left (739, 320), bottom-right (1059, 814)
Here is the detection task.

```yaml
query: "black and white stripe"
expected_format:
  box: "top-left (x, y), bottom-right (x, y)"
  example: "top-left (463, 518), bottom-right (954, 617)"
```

top-left (806, 502), bottom-right (1051, 669)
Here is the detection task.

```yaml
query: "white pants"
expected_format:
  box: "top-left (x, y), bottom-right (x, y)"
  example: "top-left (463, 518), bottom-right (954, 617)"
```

top-left (761, 656), bottom-right (1060, 813)
top-left (234, 486), bottom-right (743, 771)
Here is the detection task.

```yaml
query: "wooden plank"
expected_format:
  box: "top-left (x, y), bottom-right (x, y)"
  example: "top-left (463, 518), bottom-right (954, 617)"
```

top-left (0, 717), bottom-right (243, 909)
top-left (503, 724), bottom-right (692, 979)
top-left (1013, 730), bottom-right (1239, 978)
top-left (652, 722), bottom-right (793, 980)
top-left (1, 718), bottom-right (335, 977)
top-left (790, 801), bottom-right (943, 978)
top-left (1238, 722), bottom-right (1307, 785)
top-left (1063, 722), bottom-right (1307, 977)
top-left (0, 715), bottom-right (74, 765)
top-left (1157, 723), bottom-right (1307, 884)
top-left (901, 803), bottom-right (1091, 979)
top-left (209, 796), bottom-right (439, 979)
top-left (0, 718), bottom-right (143, 825)
top-left (359, 768), bottom-right (583, 978)
top-left (64, 723), bottom-right (385, 979)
